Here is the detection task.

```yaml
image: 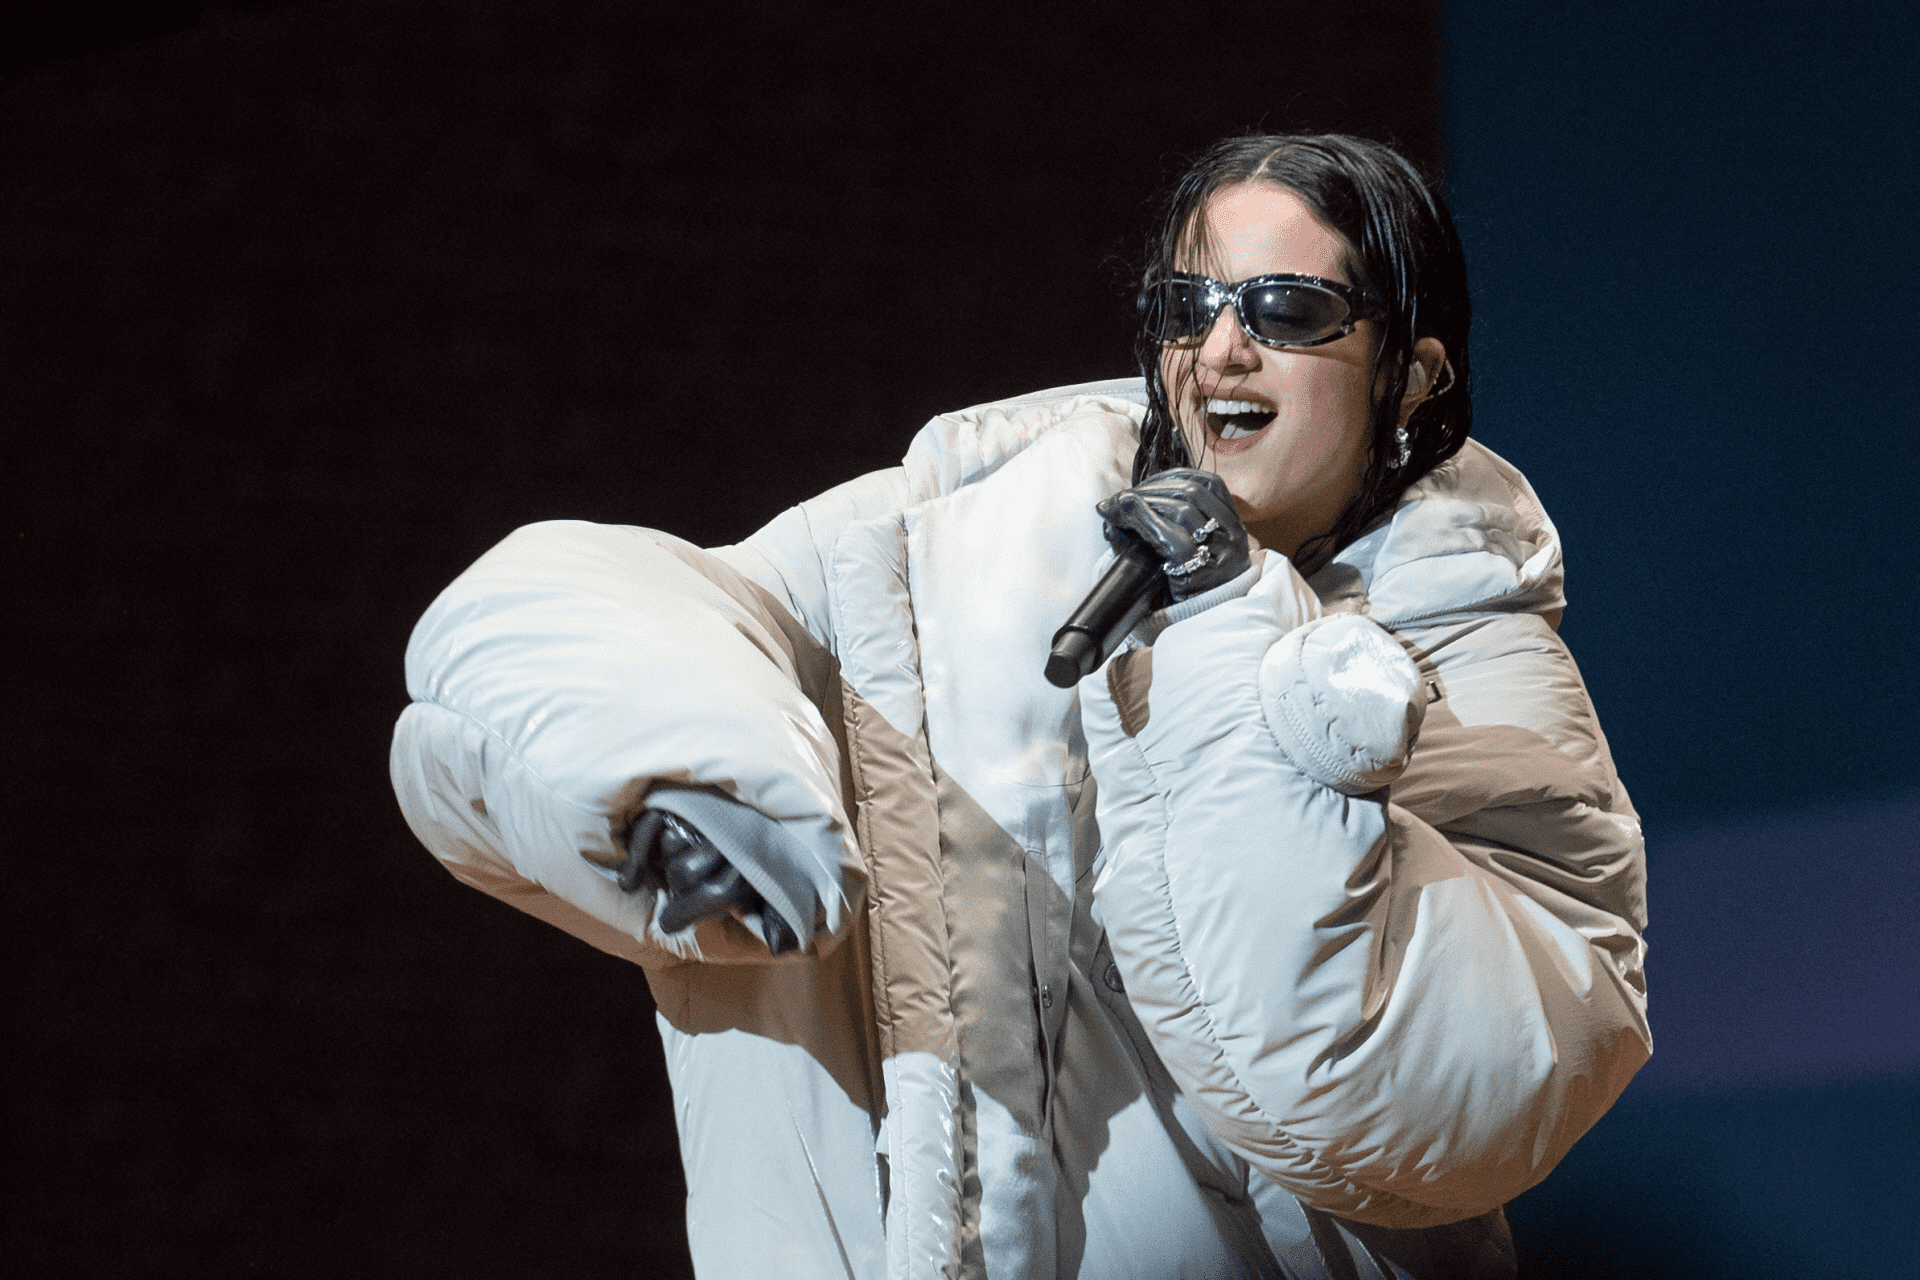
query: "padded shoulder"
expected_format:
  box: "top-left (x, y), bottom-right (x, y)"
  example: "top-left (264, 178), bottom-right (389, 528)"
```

top-left (712, 467), bottom-right (913, 651)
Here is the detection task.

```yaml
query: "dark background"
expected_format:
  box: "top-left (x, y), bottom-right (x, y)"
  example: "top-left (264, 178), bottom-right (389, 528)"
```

top-left (5, 2), bottom-right (1913, 1277)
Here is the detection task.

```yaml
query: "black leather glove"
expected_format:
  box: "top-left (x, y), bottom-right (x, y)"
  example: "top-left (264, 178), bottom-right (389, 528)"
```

top-left (616, 809), bottom-right (799, 955)
top-left (1096, 468), bottom-right (1251, 601)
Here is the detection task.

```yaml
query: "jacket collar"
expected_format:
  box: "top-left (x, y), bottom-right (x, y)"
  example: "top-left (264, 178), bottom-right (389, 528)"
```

top-left (901, 379), bottom-right (1565, 630)
top-left (1309, 439), bottom-right (1567, 627)
top-left (902, 379), bottom-right (1150, 500)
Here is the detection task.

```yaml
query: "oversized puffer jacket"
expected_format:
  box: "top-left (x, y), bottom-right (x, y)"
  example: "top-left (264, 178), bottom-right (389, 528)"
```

top-left (391, 379), bottom-right (1650, 1280)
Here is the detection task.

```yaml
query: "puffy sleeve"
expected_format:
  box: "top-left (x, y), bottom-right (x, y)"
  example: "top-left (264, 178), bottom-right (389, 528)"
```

top-left (1080, 553), bottom-right (1650, 1228)
top-left (389, 467), bottom-right (911, 965)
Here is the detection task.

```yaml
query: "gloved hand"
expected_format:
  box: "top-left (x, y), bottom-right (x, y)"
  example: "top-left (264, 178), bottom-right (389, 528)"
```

top-left (1096, 468), bottom-right (1250, 600)
top-left (616, 809), bottom-right (799, 955)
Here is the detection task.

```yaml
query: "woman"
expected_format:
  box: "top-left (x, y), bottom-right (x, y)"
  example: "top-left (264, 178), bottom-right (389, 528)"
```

top-left (392, 134), bottom-right (1649, 1279)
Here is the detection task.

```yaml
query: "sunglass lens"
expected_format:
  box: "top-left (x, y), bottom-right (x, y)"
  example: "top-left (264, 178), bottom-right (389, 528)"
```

top-left (1146, 280), bottom-right (1208, 343)
top-left (1243, 283), bottom-right (1350, 345)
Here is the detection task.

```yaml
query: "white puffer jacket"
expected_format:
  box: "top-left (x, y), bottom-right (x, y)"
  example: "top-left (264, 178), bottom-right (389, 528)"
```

top-left (391, 379), bottom-right (1649, 1280)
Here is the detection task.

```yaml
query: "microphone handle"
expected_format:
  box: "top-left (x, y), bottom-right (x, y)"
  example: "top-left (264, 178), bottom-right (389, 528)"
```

top-left (1044, 539), bottom-right (1162, 688)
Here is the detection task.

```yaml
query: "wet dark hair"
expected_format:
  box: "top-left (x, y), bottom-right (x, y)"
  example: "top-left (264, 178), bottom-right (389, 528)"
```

top-left (1133, 133), bottom-right (1472, 571)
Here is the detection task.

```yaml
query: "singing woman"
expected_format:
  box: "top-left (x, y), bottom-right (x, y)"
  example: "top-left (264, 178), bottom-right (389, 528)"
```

top-left (392, 132), bottom-right (1649, 1279)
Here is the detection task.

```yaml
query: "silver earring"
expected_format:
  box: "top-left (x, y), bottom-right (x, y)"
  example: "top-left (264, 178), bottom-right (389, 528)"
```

top-left (1391, 424), bottom-right (1411, 469)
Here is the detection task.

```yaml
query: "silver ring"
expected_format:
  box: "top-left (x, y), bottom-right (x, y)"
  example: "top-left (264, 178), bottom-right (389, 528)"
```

top-left (1166, 547), bottom-right (1213, 578)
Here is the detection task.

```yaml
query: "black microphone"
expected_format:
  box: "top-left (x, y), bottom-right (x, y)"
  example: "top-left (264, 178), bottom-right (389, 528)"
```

top-left (1044, 532), bottom-right (1162, 688)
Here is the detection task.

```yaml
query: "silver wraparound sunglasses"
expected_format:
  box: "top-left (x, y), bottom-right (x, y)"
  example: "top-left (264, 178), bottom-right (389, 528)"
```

top-left (1140, 272), bottom-right (1384, 349)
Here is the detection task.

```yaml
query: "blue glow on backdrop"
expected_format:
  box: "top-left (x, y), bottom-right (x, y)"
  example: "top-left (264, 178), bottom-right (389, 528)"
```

top-left (1445, 0), bottom-right (1916, 827)
top-left (1634, 798), bottom-right (1920, 1096)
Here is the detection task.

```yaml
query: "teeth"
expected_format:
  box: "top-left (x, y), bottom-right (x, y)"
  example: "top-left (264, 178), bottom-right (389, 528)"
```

top-left (1204, 397), bottom-right (1274, 440)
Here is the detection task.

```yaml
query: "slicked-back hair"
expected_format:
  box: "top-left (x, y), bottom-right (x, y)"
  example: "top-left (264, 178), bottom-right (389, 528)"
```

top-left (1133, 133), bottom-right (1473, 572)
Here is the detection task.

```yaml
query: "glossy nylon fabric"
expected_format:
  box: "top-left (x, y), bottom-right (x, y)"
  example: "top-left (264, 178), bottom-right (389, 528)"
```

top-left (1081, 437), bottom-right (1648, 1225)
top-left (895, 405), bottom-right (1290, 1278)
top-left (824, 510), bottom-right (964, 1276)
top-left (391, 378), bottom-right (1644, 1278)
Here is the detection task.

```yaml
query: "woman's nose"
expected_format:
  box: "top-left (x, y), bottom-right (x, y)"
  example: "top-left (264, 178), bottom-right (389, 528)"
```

top-left (1198, 305), bottom-right (1259, 373)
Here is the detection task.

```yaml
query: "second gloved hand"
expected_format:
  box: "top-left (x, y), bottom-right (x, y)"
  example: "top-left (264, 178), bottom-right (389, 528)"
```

top-left (617, 809), bottom-right (800, 955)
top-left (1096, 468), bottom-right (1250, 600)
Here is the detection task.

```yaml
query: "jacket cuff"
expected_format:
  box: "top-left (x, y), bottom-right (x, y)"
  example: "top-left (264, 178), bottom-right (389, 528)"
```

top-left (1130, 560), bottom-right (1262, 647)
top-left (1257, 614), bottom-right (1426, 794)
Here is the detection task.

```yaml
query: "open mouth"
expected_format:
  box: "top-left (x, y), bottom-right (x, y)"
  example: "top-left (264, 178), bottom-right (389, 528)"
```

top-left (1204, 397), bottom-right (1277, 441)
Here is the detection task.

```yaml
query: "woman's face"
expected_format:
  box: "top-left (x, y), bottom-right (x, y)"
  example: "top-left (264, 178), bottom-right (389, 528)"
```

top-left (1160, 182), bottom-right (1377, 559)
